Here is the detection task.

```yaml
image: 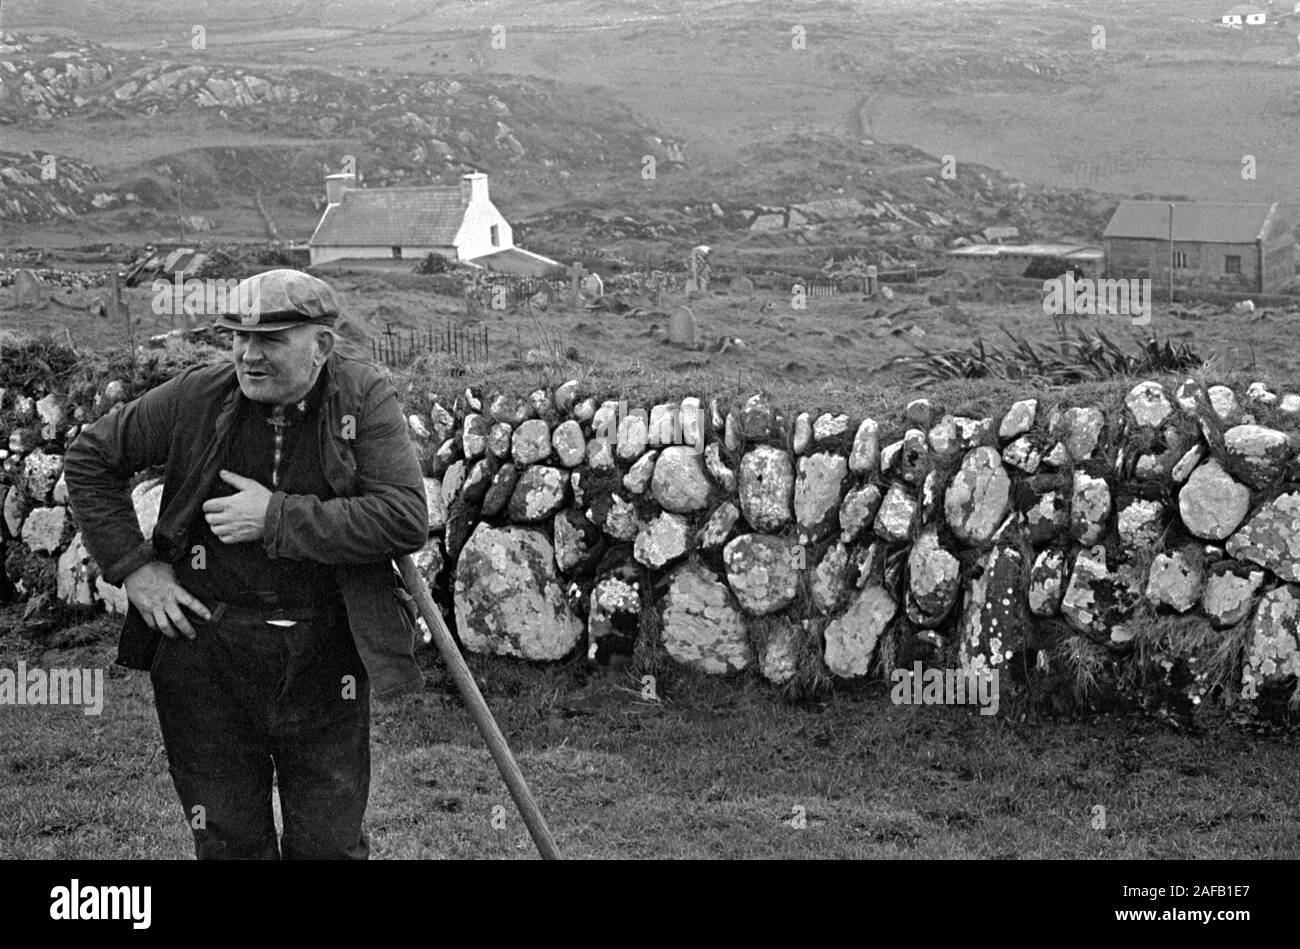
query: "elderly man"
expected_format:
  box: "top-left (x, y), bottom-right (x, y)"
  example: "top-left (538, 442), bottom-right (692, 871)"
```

top-left (64, 269), bottom-right (428, 860)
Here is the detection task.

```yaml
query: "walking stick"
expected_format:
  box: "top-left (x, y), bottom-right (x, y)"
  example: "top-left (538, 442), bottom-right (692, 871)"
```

top-left (395, 554), bottom-right (563, 860)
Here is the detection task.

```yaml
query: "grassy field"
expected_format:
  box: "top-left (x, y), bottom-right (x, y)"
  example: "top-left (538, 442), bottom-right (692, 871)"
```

top-left (3, 610), bottom-right (1297, 860)
top-left (6, 274), bottom-right (1300, 396)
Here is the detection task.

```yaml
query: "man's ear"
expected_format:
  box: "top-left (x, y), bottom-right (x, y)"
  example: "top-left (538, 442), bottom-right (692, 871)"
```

top-left (315, 328), bottom-right (336, 364)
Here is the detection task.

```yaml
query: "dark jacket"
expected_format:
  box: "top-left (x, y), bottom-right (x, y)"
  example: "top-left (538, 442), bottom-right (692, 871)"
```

top-left (63, 352), bottom-right (429, 699)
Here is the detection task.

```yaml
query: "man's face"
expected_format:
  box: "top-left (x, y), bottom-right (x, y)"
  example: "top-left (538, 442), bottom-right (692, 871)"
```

top-left (232, 326), bottom-right (328, 405)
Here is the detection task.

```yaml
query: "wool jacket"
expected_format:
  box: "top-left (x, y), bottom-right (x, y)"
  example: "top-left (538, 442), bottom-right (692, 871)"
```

top-left (62, 352), bottom-right (429, 699)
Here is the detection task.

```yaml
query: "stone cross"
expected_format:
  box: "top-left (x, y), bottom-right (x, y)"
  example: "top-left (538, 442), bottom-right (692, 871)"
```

top-left (568, 261), bottom-right (586, 304)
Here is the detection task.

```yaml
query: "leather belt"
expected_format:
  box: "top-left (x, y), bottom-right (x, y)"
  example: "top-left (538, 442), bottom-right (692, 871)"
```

top-left (197, 599), bottom-right (340, 628)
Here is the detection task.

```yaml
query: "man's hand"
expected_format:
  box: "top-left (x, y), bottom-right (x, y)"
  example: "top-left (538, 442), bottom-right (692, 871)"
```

top-left (203, 470), bottom-right (272, 544)
top-left (123, 561), bottom-right (212, 639)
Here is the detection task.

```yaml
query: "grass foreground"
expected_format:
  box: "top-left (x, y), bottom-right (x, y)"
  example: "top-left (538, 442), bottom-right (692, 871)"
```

top-left (1, 610), bottom-right (1297, 860)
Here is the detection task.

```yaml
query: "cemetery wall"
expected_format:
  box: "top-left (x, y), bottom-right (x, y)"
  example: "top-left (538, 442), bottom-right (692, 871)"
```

top-left (5, 361), bottom-right (1300, 720)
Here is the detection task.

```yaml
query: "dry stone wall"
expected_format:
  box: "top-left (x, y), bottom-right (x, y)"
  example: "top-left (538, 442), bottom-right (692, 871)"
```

top-left (6, 366), bottom-right (1300, 719)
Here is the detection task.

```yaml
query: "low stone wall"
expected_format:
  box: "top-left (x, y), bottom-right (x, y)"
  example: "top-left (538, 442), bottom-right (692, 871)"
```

top-left (6, 363), bottom-right (1300, 719)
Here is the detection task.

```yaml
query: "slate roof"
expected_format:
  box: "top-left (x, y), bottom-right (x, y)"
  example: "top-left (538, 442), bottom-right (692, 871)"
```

top-left (310, 186), bottom-right (468, 247)
top-left (1103, 201), bottom-right (1281, 244)
top-left (472, 246), bottom-right (564, 278)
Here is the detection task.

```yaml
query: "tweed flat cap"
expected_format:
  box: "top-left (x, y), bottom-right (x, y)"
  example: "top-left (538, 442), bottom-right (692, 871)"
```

top-left (213, 269), bottom-right (340, 332)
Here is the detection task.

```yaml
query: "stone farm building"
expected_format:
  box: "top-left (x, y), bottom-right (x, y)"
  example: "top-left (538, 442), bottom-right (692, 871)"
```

top-left (308, 171), bottom-right (560, 276)
top-left (1103, 200), bottom-right (1297, 294)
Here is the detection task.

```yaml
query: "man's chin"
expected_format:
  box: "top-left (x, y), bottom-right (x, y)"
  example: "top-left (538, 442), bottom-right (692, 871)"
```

top-left (237, 376), bottom-right (281, 403)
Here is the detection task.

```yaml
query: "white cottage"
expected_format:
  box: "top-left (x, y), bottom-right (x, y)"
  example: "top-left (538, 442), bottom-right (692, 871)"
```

top-left (308, 171), bottom-right (556, 272)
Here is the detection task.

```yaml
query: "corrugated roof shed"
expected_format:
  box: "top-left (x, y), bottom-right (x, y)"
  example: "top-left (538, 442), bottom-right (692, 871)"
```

top-left (311, 186), bottom-right (468, 247)
top-left (1104, 201), bottom-right (1279, 244)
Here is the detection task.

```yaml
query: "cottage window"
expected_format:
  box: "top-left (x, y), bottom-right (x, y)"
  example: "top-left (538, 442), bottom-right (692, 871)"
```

top-left (1224, 255), bottom-right (1241, 275)
top-left (1172, 250), bottom-right (1187, 269)
top-left (392, 246), bottom-right (402, 259)
top-left (490, 225), bottom-right (500, 247)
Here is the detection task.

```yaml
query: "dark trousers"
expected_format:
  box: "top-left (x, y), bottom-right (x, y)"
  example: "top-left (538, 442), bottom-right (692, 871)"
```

top-left (149, 603), bottom-right (371, 859)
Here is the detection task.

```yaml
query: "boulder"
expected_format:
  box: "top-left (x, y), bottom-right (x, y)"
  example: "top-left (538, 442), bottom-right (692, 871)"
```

top-left (1202, 567), bottom-right (1265, 629)
top-left (737, 446), bottom-right (794, 531)
top-left (1223, 424), bottom-right (1290, 489)
top-left (811, 542), bottom-right (853, 614)
top-left (839, 484), bottom-right (883, 543)
top-left (944, 447), bottom-right (1010, 544)
top-left (511, 418), bottom-right (552, 465)
top-left (454, 525), bottom-right (582, 660)
top-left (551, 420), bottom-right (586, 467)
top-left (794, 452), bottom-right (847, 540)
top-left (698, 501), bottom-right (740, 550)
top-left (1124, 381), bottom-right (1173, 428)
top-left (480, 463), bottom-right (518, 517)
top-left (1116, 498), bottom-right (1164, 550)
top-left (660, 564), bottom-right (751, 673)
top-left (461, 413), bottom-right (490, 460)
top-left (652, 446), bottom-right (712, 513)
top-left (633, 511), bottom-right (691, 569)
top-left (1070, 472), bottom-right (1111, 545)
top-left (723, 533), bottom-right (799, 615)
top-left (792, 413), bottom-right (813, 455)
top-left (907, 528), bottom-right (960, 620)
top-left (55, 531), bottom-right (95, 606)
top-left (823, 584), bottom-right (896, 678)
top-left (488, 421), bottom-right (513, 460)
top-left (1062, 406), bottom-right (1104, 461)
top-left (1226, 491), bottom-right (1300, 581)
top-left (1241, 586), bottom-right (1300, 699)
top-left (873, 482), bottom-right (916, 543)
top-left (703, 442), bottom-right (736, 493)
top-left (1145, 548), bottom-right (1203, 613)
top-left (1179, 459), bottom-right (1251, 540)
top-left (958, 545), bottom-right (1026, 673)
top-left (848, 418), bottom-right (880, 473)
top-left (623, 450), bottom-right (659, 495)
top-left (999, 399), bottom-right (1037, 440)
top-left (507, 466), bottom-right (567, 522)
top-left (1028, 548), bottom-right (1067, 617)
top-left (422, 476), bottom-right (447, 532)
top-left (21, 505), bottom-right (68, 553)
top-left (23, 449), bottom-right (64, 502)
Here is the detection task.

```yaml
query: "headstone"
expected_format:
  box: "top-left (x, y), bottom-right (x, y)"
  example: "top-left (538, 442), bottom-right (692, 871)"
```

top-left (568, 261), bottom-right (585, 304)
top-left (582, 272), bottom-right (604, 298)
top-left (14, 269), bottom-right (44, 308)
top-left (731, 275), bottom-right (754, 296)
top-left (669, 305), bottom-right (697, 347)
top-left (865, 265), bottom-right (878, 296)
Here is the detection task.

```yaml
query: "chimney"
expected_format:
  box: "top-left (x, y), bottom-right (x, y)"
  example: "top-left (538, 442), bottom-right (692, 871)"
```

top-left (461, 172), bottom-right (488, 205)
top-left (325, 172), bottom-right (356, 206)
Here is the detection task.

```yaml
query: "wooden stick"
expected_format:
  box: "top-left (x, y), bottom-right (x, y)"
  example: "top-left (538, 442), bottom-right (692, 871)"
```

top-left (395, 555), bottom-right (562, 860)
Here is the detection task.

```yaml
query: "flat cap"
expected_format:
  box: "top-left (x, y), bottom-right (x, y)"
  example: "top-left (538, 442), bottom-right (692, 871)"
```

top-left (214, 269), bottom-right (340, 332)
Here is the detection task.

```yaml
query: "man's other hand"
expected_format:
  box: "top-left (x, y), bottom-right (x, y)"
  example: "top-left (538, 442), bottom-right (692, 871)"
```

top-left (123, 561), bottom-right (212, 639)
top-left (203, 470), bottom-right (272, 544)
